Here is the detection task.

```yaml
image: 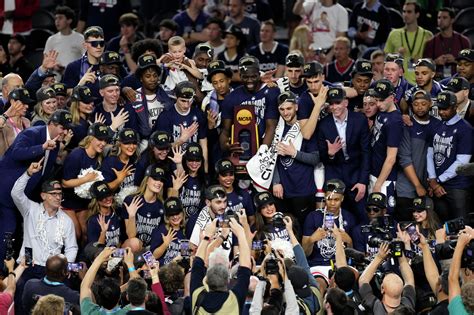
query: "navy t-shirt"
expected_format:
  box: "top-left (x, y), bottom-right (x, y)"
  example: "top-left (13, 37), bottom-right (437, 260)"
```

top-left (150, 224), bottom-right (186, 265)
top-left (431, 117), bottom-right (473, 189)
top-left (87, 212), bottom-right (123, 247)
top-left (253, 223), bottom-right (291, 242)
top-left (154, 105), bottom-right (207, 147)
top-left (62, 147), bottom-right (100, 210)
top-left (277, 124), bottom-right (317, 197)
top-left (226, 189), bottom-right (255, 217)
top-left (289, 82), bottom-right (308, 98)
top-left (303, 209), bottom-right (357, 266)
top-left (296, 86), bottom-right (333, 121)
top-left (69, 118), bottom-right (90, 150)
top-left (92, 103), bottom-right (138, 131)
top-left (134, 153), bottom-right (173, 189)
top-left (121, 195), bottom-right (165, 247)
top-left (179, 176), bottom-right (203, 218)
top-left (221, 85), bottom-right (279, 139)
top-left (248, 43), bottom-right (288, 72)
top-left (370, 111), bottom-right (403, 180)
top-left (101, 155), bottom-right (137, 192)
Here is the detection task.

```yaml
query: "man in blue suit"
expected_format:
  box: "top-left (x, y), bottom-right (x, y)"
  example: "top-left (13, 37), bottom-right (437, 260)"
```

top-left (0, 105), bottom-right (73, 268)
top-left (317, 87), bottom-right (370, 223)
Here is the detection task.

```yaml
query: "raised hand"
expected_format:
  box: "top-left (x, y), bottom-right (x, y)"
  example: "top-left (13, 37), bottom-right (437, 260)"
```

top-left (124, 195), bottom-right (143, 218)
top-left (27, 157), bottom-right (44, 176)
top-left (178, 122), bottom-right (199, 144)
top-left (42, 135), bottom-right (60, 151)
top-left (78, 66), bottom-right (97, 86)
top-left (162, 228), bottom-right (177, 246)
top-left (41, 50), bottom-right (58, 71)
top-left (94, 112), bottom-right (106, 124)
top-left (207, 110), bottom-right (218, 129)
top-left (97, 214), bottom-right (110, 232)
top-left (112, 163), bottom-right (135, 182)
top-left (168, 146), bottom-right (184, 165)
top-left (172, 169), bottom-right (188, 191)
top-left (110, 108), bottom-right (130, 131)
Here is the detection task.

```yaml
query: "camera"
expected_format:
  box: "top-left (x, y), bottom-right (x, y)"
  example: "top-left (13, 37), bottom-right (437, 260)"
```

top-left (362, 215), bottom-right (395, 248)
top-left (4, 232), bottom-right (14, 260)
top-left (272, 212), bottom-right (285, 228)
top-left (390, 240), bottom-right (404, 257)
top-left (265, 253), bottom-right (279, 275)
top-left (445, 217), bottom-right (465, 236)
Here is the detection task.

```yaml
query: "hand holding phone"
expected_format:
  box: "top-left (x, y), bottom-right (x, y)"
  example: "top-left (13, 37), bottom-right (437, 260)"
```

top-left (142, 250), bottom-right (156, 267)
top-left (25, 247), bottom-right (33, 267)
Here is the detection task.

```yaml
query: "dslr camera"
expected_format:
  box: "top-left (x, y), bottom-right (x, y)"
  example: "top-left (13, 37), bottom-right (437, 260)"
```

top-left (265, 253), bottom-right (279, 275)
top-left (272, 212), bottom-right (285, 228)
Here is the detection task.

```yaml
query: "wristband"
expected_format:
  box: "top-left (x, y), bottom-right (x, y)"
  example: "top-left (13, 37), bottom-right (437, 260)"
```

top-left (203, 236), bottom-right (211, 241)
top-left (8, 272), bottom-right (15, 278)
top-left (128, 267), bottom-right (136, 272)
top-left (2, 112), bottom-right (9, 119)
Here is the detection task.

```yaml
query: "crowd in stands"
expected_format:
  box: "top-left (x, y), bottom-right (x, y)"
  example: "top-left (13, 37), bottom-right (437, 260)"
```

top-left (0, 0), bottom-right (474, 314)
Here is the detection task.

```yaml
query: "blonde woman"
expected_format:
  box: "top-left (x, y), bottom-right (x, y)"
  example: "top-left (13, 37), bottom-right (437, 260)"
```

top-left (121, 164), bottom-right (166, 251)
top-left (150, 196), bottom-right (187, 264)
top-left (101, 128), bottom-right (138, 194)
top-left (86, 180), bottom-right (140, 249)
top-left (290, 24), bottom-right (318, 63)
top-left (31, 87), bottom-right (57, 126)
top-left (69, 85), bottom-right (95, 149)
top-left (62, 123), bottom-right (110, 243)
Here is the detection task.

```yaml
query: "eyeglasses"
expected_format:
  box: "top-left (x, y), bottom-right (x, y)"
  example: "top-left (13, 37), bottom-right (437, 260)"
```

top-left (47, 192), bottom-right (63, 198)
top-left (366, 207), bottom-right (381, 213)
top-left (87, 40), bottom-right (105, 48)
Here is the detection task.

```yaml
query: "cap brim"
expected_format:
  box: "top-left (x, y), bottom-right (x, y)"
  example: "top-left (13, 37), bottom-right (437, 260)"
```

top-left (353, 71), bottom-right (373, 78)
top-left (150, 175), bottom-right (166, 181)
top-left (22, 97), bottom-right (36, 105)
top-left (456, 56), bottom-right (473, 62)
top-left (82, 96), bottom-right (97, 103)
top-left (153, 143), bottom-right (171, 149)
top-left (165, 209), bottom-right (183, 216)
top-left (295, 286), bottom-right (312, 298)
top-left (435, 102), bottom-right (450, 110)
top-left (327, 97), bottom-right (345, 104)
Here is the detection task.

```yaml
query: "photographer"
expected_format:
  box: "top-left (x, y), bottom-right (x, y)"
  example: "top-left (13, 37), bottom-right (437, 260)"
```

top-left (448, 230), bottom-right (474, 314)
top-left (22, 254), bottom-right (80, 314)
top-left (190, 217), bottom-right (251, 314)
top-left (353, 192), bottom-right (392, 253)
top-left (253, 191), bottom-right (292, 242)
top-left (249, 251), bottom-right (299, 314)
top-left (358, 242), bottom-right (416, 314)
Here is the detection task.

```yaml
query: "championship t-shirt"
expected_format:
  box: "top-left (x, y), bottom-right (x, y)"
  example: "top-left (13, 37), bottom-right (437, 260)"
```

top-left (221, 85), bottom-right (279, 139)
top-left (179, 176), bottom-right (204, 218)
top-left (120, 195), bottom-right (165, 247)
top-left (303, 209), bottom-right (356, 266)
top-left (150, 224), bottom-right (186, 265)
top-left (87, 212), bottom-right (123, 247)
top-left (370, 110), bottom-right (403, 180)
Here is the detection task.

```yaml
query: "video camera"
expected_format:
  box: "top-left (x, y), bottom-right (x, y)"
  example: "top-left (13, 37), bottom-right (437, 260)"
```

top-left (272, 212), bottom-right (285, 228)
top-left (265, 253), bottom-right (279, 275)
top-left (361, 215), bottom-right (396, 247)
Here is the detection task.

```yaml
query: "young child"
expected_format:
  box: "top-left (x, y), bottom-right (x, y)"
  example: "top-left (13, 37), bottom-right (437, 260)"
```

top-left (158, 36), bottom-right (202, 94)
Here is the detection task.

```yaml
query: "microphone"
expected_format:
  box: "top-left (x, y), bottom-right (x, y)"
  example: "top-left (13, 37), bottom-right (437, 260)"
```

top-left (456, 163), bottom-right (474, 176)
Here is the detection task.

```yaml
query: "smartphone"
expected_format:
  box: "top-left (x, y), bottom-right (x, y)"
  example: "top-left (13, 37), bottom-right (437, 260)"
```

top-left (324, 213), bottom-right (335, 230)
top-left (399, 221), bottom-right (415, 231)
top-left (406, 223), bottom-right (420, 245)
top-left (112, 248), bottom-right (125, 258)
top-left (142, 269), bottom-right (151, 279)
top-left (25, 247), bottom-right (33, 266)
top-left (252, 240), bottom-right (263, 251)
top-left (179, 240), bottom-right (190, 258)
top-left (67, 262), bottom-right (83, 272)
top-left (142, 250), bottom-right (156, 267)
top-left (217, 214), bottom-right (226, 228)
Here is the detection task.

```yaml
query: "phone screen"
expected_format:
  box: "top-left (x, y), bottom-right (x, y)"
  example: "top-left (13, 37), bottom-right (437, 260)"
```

top-left (25, 247), bottom-right (33, 266)
top-left (112, 248), bottom-right (125, 258)
top-left (67, 263), bottom-right (83, 272)
top-left (406, 224), bottom-right (420, 244)
top-left (142, 251), bottom-right (155, 267)
top-left (179, 240), bottom-right (190, 257)
top-left (324, 214), bottom-right (335, 230)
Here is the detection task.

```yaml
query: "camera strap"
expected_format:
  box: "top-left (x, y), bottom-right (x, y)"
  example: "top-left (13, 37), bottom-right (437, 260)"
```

top-left (193, 289), bottom-right (208, 315)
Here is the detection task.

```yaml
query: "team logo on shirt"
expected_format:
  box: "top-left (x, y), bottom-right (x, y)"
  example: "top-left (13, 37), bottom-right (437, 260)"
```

top-left (432, 133), bottom-right (454, 167)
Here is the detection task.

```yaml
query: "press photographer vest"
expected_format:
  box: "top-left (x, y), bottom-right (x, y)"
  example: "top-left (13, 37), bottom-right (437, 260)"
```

top-left (192, 286), bottom-right (239, 315)
top-left (297, 286), bottom-right (323, 315)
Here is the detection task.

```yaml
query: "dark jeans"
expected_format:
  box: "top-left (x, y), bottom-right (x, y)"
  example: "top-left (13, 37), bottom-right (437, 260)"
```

top-left (433, 188), bottom-right (471, 222)
top-left (0, 206), bottom-right (18, 270)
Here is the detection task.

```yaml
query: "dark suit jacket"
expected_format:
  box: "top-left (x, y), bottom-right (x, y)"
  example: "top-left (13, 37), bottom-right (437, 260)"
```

top-left (317, 111), bottom-right (370, 187)
top-left (0, 125), bottom-right (59, 208)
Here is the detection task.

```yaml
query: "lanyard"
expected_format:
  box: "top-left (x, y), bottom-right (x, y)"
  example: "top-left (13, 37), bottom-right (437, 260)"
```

top-left (404, 28), bottom-right (419, 56)
top-left (43, 277), bottom-right (63, 286)
top-left (7, 117), bottom-right (22, 135)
